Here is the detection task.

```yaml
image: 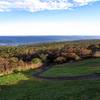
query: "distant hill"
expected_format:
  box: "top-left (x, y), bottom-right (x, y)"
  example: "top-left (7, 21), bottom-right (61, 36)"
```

top-left (0, 36), bottom-right (100, 46)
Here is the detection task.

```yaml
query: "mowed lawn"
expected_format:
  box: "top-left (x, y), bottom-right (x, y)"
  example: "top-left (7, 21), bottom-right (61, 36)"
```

top-left (42, 58), bottom-right (100, 77)
top-left (0, 58), bottom-right (100, 100)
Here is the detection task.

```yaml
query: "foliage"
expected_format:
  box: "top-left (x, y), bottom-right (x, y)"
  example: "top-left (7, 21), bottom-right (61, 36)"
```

top-left (54, 56), bottom-right (66, 64)
top-left (0, 39), bottom-right (100, 75)
top-left (32, 58), bottom-right (42, 64)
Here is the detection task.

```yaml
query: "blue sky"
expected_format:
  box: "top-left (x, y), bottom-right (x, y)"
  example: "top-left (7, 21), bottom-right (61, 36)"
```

top-left (0, 0), bottom-right (100, 36)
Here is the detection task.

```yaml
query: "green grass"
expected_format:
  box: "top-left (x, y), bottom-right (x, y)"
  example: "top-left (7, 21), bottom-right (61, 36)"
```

top-left (42, 66), bottom-right (100, 77)
top-left (42, 58), bottom-right (100, 77)
top-left (0, 72), bottom-right (28, 85)
top-left (1, 74), bottom-right (100, 100)
top-left (1, 58), bottom-right (100, 100)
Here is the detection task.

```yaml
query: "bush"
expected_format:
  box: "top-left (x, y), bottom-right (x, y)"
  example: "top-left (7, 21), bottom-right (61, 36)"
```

top-left (39, 54), bottom-right (48, 63)
top-left (9, 57), bottom-right (18, 68)
top-left (18, 60), bottom-right (25, 66)
top-left (54, 56), bottom-right (66, 64)
top-left (74, 55), bottom-right (81, 61)
top-left (32, 58), bottom-right (42, 64)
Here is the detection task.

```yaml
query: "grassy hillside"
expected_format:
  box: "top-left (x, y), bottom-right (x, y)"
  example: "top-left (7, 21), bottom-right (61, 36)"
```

top-left (42, 58), bottom-right (100, 77)
top-left (1, 58), bottom-right (100, 100)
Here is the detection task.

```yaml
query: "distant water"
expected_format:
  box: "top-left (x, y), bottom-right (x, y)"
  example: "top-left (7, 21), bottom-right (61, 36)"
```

top-left (0, 36), bottom-right (100, 46)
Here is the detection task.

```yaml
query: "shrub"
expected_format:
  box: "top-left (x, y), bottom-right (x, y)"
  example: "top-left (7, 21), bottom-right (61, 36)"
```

top-left (80, 48), bottom-right (92, 58)
top-left (9, 57), bottom-right (18, 68)
top-left (32, 58), bottom-right (42, 64)
top-left (74, 55), bottom-right (81, 61)
top-left (54, 56), bottom-right (66, 64)
top-left (18, 60), bottom-right (25, 66)
top-left (39, 54), bottom-right (48, 63)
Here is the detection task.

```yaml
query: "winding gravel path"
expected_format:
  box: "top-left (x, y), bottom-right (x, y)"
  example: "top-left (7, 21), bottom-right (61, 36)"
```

top-left (32, 66), bottom-right (100, 80)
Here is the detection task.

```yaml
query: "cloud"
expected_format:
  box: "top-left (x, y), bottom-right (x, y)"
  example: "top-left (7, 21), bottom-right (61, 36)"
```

top-left (0, 0), bottom-right (99, 12)
top-left (73, 0), bottom-right (99, 6)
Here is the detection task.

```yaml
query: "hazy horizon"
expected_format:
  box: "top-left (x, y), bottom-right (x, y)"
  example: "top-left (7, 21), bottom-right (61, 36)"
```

top-left (0, 36), bottom-right (99, 46)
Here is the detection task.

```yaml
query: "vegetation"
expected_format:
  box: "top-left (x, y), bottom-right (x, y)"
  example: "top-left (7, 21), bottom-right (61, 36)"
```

top-left (0, 39), bottom-right (100, 75)
top-left (42, 58), bottom-right (100, 77)
top-left (32, 58), bottom-right (42, 64)
top-left (0, 40), bottom-right (100, 100)
top-left (1, 58), bottom-right (100, 100)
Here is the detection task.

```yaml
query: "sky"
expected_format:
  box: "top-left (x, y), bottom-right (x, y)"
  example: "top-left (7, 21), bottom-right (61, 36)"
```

top-left (0, 0), bottom-right (100, 36)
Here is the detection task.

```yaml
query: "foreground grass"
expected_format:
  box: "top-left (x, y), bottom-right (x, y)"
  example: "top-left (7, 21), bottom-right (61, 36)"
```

top-left (42, 58), bottom-right (100, 77)
top-left (1, 75), bottom-right (100, 100)
top-left (0, 58), bottom-right (100, 100)
top-left (0, 69), bottom-right (37, 85)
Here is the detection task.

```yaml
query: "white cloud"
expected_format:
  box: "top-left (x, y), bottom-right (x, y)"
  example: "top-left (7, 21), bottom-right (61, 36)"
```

top-left (73, 0), bottom-right (99, 6)
top-left (0, 0), bottom-right (99, 12)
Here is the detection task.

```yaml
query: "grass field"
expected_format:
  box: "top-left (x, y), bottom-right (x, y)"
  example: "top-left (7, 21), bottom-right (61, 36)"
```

top-left (42, 58), bottom-right (100, 77)
top-left (0, 58), bottom-right (100, 100)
